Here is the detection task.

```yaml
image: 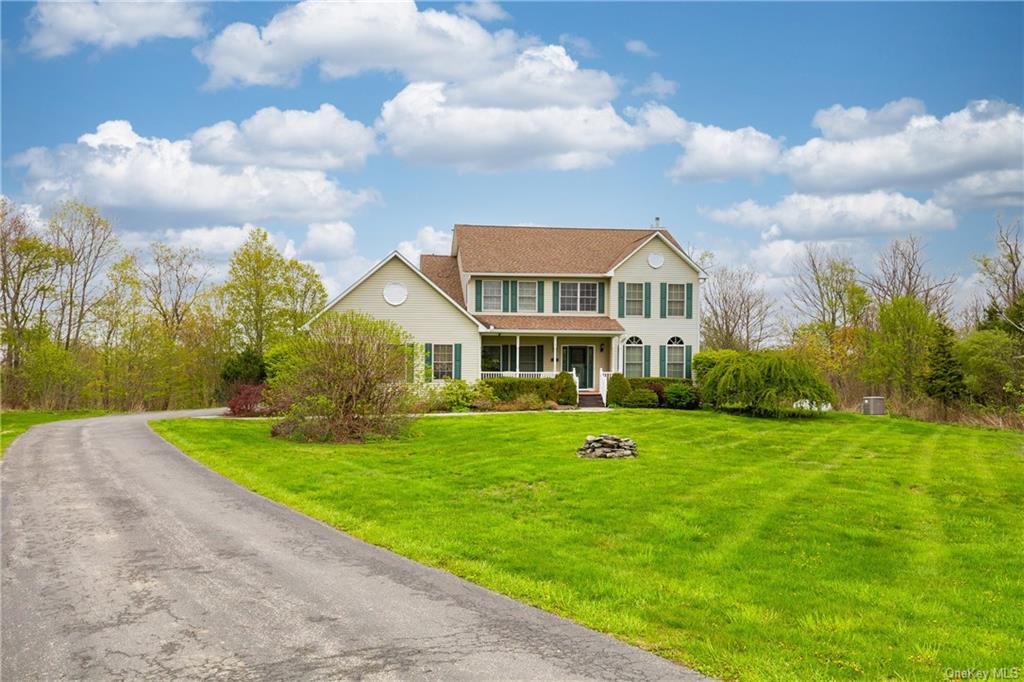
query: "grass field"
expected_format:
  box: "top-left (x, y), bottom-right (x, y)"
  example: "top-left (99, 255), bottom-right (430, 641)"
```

top-left (152, 410), bottom-right (1024, 680)
top-left (1, 409), bottom-right (109, 456)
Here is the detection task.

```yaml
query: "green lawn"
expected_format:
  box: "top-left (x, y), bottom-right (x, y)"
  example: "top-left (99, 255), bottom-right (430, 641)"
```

top-left (1, 409), bottom-right (109, 456)
top-left (152, 410), bottom-right (1024, 680)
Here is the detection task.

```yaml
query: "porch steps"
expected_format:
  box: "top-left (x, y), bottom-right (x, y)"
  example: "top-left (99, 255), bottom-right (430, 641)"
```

top-left (578, 392), bottom-right (605, 408)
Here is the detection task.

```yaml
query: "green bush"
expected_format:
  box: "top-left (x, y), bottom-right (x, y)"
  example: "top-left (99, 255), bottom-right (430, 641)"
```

top-left (692, 349), bottom-right (740, 385)
top-left (627, 377), bottom-right (689, 406)
top-left (471, 381), bottom-right (497, 411)
top-left (553, 371), bottom-right (578, 406)
top-left (440, 378), bottom-right (476, 412)
top-left (701, 350), bottom-right (836, 416)
top-left (665, 382), bottom-right (700, 409)
top-left (481, 377), bottom-right (556, 402)
top-left (606, 373), bottom-right (632, 406)
top-left (621, 388), bottom-right (659, 408)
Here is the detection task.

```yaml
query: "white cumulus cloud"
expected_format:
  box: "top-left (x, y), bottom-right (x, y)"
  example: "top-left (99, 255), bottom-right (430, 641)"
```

top-left (26, 1), bottom-right (206, 58)
top-left (191, 104), bottom-right (377, 170)
top-left (632, 73), bottom-right (677, 99)
top-left (398, 226), bottom-right (453, 262)
top-left (811, 97), bottom-right (927, 140)
top-left (704, 191), bottom-right (956, 240)
top-left (933, 169), bottom-right (1024, 209)
top-left (454, 0), bottom-right (510, 22)
top-left (670, 123), bottom-right (783, 182)
top-left (625, 39), bottom-right (655, 57)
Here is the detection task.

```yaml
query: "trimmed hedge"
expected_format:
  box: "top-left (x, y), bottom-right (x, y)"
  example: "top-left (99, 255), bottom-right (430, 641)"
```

top-left (606, 373), bottom-right (632, 406)
top-left (553, 371), bottom-right (578, 406)
top-left (621, 388), bottom-right (659, 408)
top-left (481, 377), bottom-right (556, 402)
top-left (666, 382), bottom-right (700, 409)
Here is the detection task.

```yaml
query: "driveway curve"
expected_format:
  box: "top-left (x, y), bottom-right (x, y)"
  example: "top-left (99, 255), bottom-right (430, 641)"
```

top-left (2, 411), bottom-right (708, 680)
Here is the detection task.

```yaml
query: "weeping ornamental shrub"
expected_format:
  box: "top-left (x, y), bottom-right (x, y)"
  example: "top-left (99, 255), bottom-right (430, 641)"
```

top-left (700, 350), bottom-right (835, 416)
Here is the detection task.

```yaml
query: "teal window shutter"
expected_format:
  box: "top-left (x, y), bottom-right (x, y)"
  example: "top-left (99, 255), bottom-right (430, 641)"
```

top-left (502, 280), bottom-right (510, 312)
top-left (598, 282), bottom-right (605, 314)
top-left (510, 281), bottom-right (518, 313)
top-left (454, 343), bottom-right (462, 379)
top-left (475, 280), bottom-right (482, 312)
top-left (537, 281), bottom-right (545, 313)
top-left (423, 343), bottom-right (433, 382)
top-left (659, 282), bottom-right (667, 318)
top-left (552, 281), bottom-right (560, 313)
top-left (643, 345), bottom-right (651, 376)
top-left (685, 345), bottom-right (692, 379)
top-left (500, 345), bottom-right (509, 371)
top-left (686, 283), bottom-right (693, 319)
top-left (510, 345), bottom-right (518, 371)
top-left (536, 345), bottom-right (544, 371)
top-left (644, 282), bottom-right (652, 318)
top-left (617, 282), bottom-right (625, 317)
top-left (659, 345), bottom-right (666, 376)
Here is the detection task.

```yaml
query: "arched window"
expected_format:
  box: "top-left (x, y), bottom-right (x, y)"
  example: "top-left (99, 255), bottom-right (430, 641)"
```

top-left (623, 336), bottom-right (644, 377)
top-left (666, 337), bottom-right (686, 378)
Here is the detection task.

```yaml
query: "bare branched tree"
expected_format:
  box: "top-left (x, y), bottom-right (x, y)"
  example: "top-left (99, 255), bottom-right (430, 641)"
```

top-left (140, 243), bottom-right (211, 339)
top-left (788, 243), bottom-right (867, 331)
top-left (702, 265), bottom-right (776, 350)
top-left (862, 236), bottom-right (955, 317)
top-left (975, 216), bottom-right (1024, 311)
top-left (48, 201), bottom-right (119, 349)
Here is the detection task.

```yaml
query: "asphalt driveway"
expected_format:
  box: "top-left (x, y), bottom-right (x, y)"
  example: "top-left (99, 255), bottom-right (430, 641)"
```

top-left (1, 411), bottom-right (708, 680)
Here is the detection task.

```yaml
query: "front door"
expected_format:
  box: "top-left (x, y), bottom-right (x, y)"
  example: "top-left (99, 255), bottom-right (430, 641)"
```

top-left (562, 346), bottom-right (594, 389)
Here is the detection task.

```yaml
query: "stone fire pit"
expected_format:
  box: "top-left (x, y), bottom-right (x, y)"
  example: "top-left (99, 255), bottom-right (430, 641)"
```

top-left (577, 434), bottom-right (637, 459)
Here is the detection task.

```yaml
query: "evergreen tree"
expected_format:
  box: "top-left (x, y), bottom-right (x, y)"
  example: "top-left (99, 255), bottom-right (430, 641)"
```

top-left (924, 322), bottom-right (966, 414)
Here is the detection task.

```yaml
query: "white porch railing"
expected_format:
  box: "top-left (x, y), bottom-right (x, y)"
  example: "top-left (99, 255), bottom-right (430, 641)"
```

top-left (599, 369), bottom-right (614, 406)
top-left (481, 369), bottom-right (580, 391)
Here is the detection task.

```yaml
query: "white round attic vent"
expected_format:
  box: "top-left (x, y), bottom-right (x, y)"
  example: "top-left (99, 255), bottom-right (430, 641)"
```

top-left (383, 282), bottom-right (408, 306)
top-left (647, 253), bottom-right (665, 269)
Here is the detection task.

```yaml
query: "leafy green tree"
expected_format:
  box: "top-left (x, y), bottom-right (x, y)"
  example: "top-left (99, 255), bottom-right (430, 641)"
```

top-left (954, 329), bottom-right (1023, 407)
top-left (861, 297), bottom-right (934, 398)
top-left (923, 322), bottom-right (966, 414)
top-left (280, 260), bottom-right (327, 333)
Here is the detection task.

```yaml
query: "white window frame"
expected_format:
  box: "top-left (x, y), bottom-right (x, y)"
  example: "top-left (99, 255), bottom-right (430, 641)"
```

top-left (624, 336), bottom-right (644, 378)
top-left (667, 284), bottom-right (686, 318)
top-left (666, 337), bottom-right (686, 378)
top-left (560, 281), bottom-right (598, 313)
top-left (433, 344), bottom-right (454, 380)
top-left (518, 346), bottom-right (537, 372)
top-left (517, 280), bottom-right (538, 313)
top-left (481, 280), bottom-right (502, 312)
top-left (625, 282), bottom-right (644, 317)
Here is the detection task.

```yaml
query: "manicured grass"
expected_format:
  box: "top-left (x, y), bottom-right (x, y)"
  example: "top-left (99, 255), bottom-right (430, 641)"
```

top-left (152, 410), bottom-right (1024, 680)
top-left (1, 409), bottom-right (110, 456)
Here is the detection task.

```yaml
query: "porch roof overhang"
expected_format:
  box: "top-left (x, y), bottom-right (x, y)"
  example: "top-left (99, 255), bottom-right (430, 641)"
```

top-left (476, 314), bottom-right (624, 334)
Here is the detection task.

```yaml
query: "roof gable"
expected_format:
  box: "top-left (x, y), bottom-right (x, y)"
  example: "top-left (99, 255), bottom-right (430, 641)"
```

top-left (453, 224), bottom-right (688, 275)
top-left (419, 255), bottom-right (465, 307)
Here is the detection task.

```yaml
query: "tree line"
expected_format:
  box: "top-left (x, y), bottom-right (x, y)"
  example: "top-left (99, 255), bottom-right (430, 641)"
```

top-left (1, 198), bottom-right (326, 411)
top-left (701, 218), bottom-right (1024, 423)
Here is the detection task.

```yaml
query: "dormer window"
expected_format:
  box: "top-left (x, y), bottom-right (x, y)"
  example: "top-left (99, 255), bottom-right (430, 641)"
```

top-left (481, 280), bottom-right (502, 312)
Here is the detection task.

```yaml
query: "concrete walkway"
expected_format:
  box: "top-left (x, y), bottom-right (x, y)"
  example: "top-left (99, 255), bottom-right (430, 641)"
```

top-left (2, 410), bottom-right (707, 680)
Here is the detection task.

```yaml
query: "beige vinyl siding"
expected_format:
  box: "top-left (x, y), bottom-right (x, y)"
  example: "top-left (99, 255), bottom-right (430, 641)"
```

top-left (330, 257), bottom-right (482, 381)
top-left (466, 276), bottom-right (609, 316)
top-left (610, 236), bottom-right (701, 376)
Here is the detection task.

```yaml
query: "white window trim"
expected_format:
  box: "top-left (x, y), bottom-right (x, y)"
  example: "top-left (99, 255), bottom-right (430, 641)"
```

top-left (666, 345), bottom-right (686, 378)
top-left (481, 280), bottom-right (502, 312)
top-left (667, 283), bottom-right (686, 318)
top-left (517, 280), bottom-right (538, 313)
top-left (433, 343), bottom-right (454, 381)
top-left (625, 282), bottom-right (644, 317)
top-left (560, 281), bottom-right (598, 313)
top-left (623, 336), bottom-right (644, 378)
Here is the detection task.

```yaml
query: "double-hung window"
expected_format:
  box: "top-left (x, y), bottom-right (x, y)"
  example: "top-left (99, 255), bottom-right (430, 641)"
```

top-left (518, 281), bottom-right (537, 312)
top-left (560, 282), bottom-right (598, 312)
top-left (481, 280), bottom-right (502, 312)
top-left (481, 345), bottom-right (501, 371)
top-left (433, 344), bottom-right (454, 380)
top-left (667, 284), bottom-right (686, 317)
top-left (666, 337), bottom-right (686, 377)
top-left (624, 336), bottom-right (644, 378)
top-left (518, 346), bottom-right (537, 372)
top-left (625, 283), bottom-right (644, 316)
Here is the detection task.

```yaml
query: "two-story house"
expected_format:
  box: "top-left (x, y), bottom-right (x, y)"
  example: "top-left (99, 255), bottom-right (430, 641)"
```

top-left (313, 223), bottom-right (705, 405)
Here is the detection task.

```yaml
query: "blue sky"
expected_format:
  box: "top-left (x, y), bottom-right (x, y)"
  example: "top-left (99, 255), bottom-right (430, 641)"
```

top-left (2, 1), bottom-right (1022, 301)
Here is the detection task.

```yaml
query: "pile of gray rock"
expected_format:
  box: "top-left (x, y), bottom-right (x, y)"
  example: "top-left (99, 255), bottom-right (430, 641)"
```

top-left (577, 434), bottom-right (637, 459)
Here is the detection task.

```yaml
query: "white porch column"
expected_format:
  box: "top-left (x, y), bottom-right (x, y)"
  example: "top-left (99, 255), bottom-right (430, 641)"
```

top-left (553, 335), bottom-right (558, 371)
top-left (515, 335), bottom-right (520, 377)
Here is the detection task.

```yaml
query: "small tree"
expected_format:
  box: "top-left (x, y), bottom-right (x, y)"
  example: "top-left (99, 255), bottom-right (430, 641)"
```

top-left (268, 311), bottom-right (413, 442)
top-left (923, 322), bottom-right (966, 416)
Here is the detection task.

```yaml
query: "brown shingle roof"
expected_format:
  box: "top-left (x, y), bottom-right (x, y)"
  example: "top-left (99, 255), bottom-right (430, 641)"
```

top-left (419, 255), bottom-right (464, 307)
top-left (453, 224), bottom-right (685, 274)
top-left (476, 315), bottom-right (624, 332)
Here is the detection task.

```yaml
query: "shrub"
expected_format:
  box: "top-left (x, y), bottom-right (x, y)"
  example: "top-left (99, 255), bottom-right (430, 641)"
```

top-left (471, 381), bottom-right (497, 411)
top-left (701, 350), bottom-right (836, 416)
top-left (606, 373), bottom-right (632, 406)
top-left (227, 383), bottom-right (267, 416)
top-left (665, 382), bottom-right (700, 409)
top-left (553, 371), bottom-right (578, 406)
top-left (512, 392), bottom-right (546, 411)
top-left (626, 377), bottom-right (690, 406)
top-left (408, 382), bottom-right (445, 413)
top-left (692, 349), bottom-right (740, 385)
top-left (268, 311), bottom-right (413, 442)
top-left (621, 388), bottom-right (659, 408)
top-left (221, 348), bottom-right (266, 398)
top-left (481, 377), bottom-right (557, 402)
top-left (440, 378), bottom-right (476, 412)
